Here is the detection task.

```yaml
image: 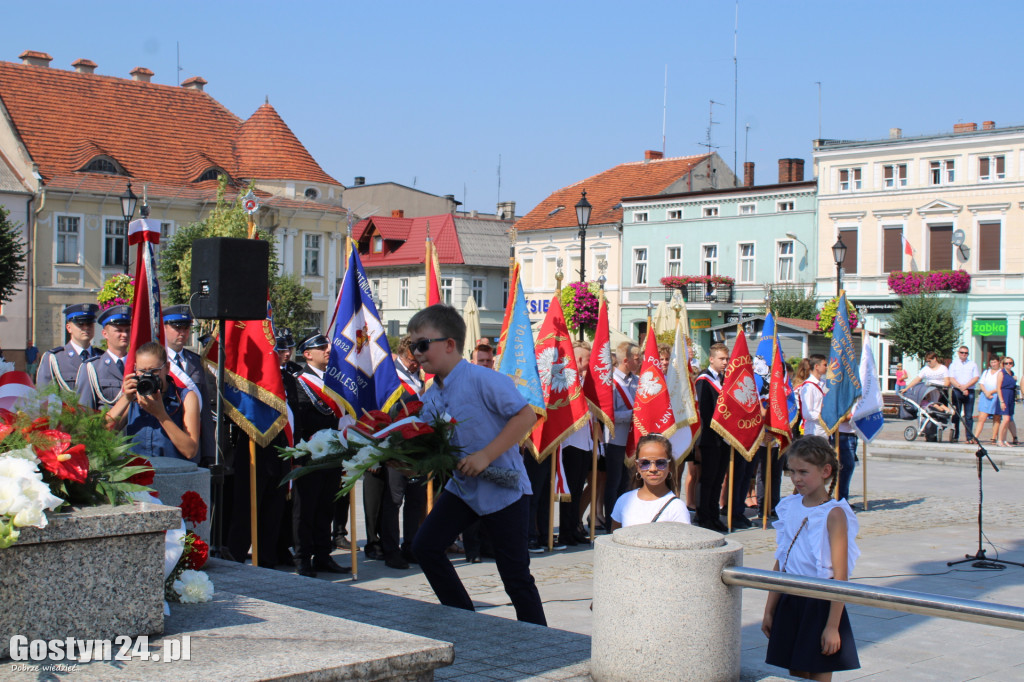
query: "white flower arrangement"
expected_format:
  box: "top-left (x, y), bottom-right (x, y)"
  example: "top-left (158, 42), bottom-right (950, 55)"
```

top-left (0, 454), bottom-right (64, 548)
top-left (172, 569), bottom-right (215, 603)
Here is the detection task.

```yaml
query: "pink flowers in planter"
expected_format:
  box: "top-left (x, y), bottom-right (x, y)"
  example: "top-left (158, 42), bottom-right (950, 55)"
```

top-left (660, 275), bottom-right (735, 288)
top-left (887, 270), bottom-right (971, 295)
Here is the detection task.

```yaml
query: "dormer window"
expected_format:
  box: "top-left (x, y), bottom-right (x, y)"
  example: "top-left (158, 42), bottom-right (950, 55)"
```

top-left (195, 168), bottom-right (227, 182)
top-left (372, 235), bottom-right (383, 253)
top-left (81, 156), bottom-right (124, 175)
top-left (304, 187), bottom-right (320, 200)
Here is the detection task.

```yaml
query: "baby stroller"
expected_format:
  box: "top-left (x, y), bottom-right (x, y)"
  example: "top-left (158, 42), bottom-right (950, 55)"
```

top-left (899, 382), bottom-right (953, 442)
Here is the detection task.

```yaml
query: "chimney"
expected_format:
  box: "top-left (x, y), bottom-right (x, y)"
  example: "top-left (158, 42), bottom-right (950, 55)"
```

top-left (778, 158), bottom-right (793, 184)
top-left (644, 150), bottom-right (664, 162)
top-left (470, 210), bottom-right (479, 218)
top-left (953, 122), bottom-right (977, 133)
top-left (72, 58), bottom-right (97, 74)
top-left (496, 201), bottom-right (516, 220)
top-left (19, 50), bottom-right (53, 67)
top-left (391, 209), bottom-right (404, 218)
top-left (982, 120), bottom-right (996, 130)
top-left (353, 176), bottom-right (366, 186)
top-left (790, 158), bottom-right (805, 182)
top-left (130, 66), bottom-right (154, 83)
top-left (181, 76), bottom-right (207, 91)
top-left (889, 127), bottom-right (902, 139)
top-left (444, 194), bottom-right (456, 213)
top-left (743, 162), bottom-right (755, 187)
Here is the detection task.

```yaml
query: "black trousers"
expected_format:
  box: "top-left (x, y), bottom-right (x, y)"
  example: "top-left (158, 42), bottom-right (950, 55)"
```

top-left (755, 445), bottom-right (785, 517)
top-left (524, 452), bottom-right (549, 543)
top-left (603, 444), bottom-right (630, 526)
top-left (332, 492), bottom-right (350, 540)
top-left (697, 441), bottom-right (728, 526)
top-left (291, 467), bottom-right (341, 561)
top-left (228, 438), bottom-right (290, 566)
top-left (728, 450), bottom-right (754, 523)
top-left (381, 469), bottom-right (427, 557)
top-left (362, 469), bottom-right (386, 547)
top-left (559, 446), bottom-right (591, 538)
top-left (412, 491), bottom-right (546, 626)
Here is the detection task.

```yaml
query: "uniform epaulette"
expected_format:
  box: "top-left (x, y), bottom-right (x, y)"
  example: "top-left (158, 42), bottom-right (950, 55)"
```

top-left (49, 346), bottom-right (63, 354)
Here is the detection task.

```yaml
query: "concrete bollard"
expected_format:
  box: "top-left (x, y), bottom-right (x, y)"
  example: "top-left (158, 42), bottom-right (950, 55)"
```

top-left (149, 456), bottom-right (211, 541)
top-left (591, 523), bottom-right (744, 682)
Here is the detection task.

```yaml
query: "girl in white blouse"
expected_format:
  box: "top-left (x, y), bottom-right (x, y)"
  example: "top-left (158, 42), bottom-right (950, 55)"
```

top-left (762, 436), bottom-right (860, 680)
top-left (609, 434), bottom-right (691, 529)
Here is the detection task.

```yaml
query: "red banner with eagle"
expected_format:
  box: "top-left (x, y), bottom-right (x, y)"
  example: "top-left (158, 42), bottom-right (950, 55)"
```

top-left (710, 327), bottom-right (764, 461)
top-left (582, 295), bottom-right (615, 437)
top-left (630, 322), bottom-right (676, 454)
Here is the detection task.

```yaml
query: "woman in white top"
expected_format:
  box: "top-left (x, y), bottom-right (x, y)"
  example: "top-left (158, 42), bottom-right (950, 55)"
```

top-left (900, 351), bottom-right (950, 394)
top-left (974, 356), bottom-right (1003, 443)
top-left (610, 434), bottom-right (690, 528)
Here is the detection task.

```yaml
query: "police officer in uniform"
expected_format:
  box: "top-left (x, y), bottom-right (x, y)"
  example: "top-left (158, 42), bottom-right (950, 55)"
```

top-left (36, 304), bottom-right (102, 392)
top-left (292, 332), bottom-right (350, 577)
top-left (163, 305), bottom-right (214, 463)
top-left (76, 306), bottom-right (132, 410)
top-left (275, 329), bottom-right (303, 376)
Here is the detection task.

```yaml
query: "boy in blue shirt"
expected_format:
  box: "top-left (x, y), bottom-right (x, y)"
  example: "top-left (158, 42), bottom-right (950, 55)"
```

top-left (408, 304), bottom-right (546, 626)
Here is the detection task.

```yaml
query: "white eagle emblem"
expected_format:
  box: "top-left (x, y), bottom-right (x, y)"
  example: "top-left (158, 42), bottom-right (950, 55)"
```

top-left (636, 370), bottom-right (663, 401)
top-left (732, 375), bottom-right (758, 408)
top-left (537, 346), bottom-right (578, 394)
top-left (592, 341), bottom-right (613, 386)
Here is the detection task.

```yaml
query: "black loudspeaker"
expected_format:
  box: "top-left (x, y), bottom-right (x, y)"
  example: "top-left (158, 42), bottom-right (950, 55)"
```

top-left (190, 237), bottom-right (269, 320)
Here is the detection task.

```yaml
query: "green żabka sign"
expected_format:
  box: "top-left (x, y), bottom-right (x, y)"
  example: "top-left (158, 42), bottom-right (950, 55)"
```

top-left (972, 319), bottom-right (1007, 336)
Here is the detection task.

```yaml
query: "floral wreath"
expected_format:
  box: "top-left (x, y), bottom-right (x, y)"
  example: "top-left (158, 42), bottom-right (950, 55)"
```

top-left (816, 297), bottom-right (858, 338)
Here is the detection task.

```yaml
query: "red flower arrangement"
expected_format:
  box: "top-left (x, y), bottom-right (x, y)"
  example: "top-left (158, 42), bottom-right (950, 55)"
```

top-left (34, 430), bottom-right (89, 484)
top-left (185, 532), bottom-right (209, 570)
top-left (179, 490), bottom-right (208, 526)
top-left (126, 456), bottom-right (155, 487)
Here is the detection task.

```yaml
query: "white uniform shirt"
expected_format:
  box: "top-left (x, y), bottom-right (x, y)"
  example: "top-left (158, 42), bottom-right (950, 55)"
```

top-left (799, 375), bottom-right (827, 437)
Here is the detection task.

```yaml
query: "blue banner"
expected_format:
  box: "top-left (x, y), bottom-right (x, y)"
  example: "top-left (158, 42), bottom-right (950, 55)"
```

top-left (497, 273), bottom-right (545, 417)
top-left (820, 292), bottom-right (863, 435)
top-left (325, 246), bottom-right (403, 417)
top-left (754, 312), bottom-right (799, 425)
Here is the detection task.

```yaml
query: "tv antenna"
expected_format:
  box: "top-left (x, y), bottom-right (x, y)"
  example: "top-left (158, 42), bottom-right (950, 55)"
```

top-left (699, 100), bottom-right (723, 156)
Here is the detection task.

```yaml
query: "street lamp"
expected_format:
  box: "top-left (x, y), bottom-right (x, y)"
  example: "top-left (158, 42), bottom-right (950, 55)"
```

top-left (575, 189), bottom-right (592, 341)
top-left (832, 233), bottom-right (847, 296)
top-left (120, 181), bottom-right (138, 275)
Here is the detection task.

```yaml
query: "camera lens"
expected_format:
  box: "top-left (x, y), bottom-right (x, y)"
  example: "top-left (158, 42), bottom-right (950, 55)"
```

top-left (136, 371), bottom-right (160, 397)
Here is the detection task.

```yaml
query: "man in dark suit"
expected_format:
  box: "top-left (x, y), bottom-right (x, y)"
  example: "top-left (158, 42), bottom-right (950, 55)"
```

top-left (695, 342), bottom-right (730, 533)
top-left (76, 306), bottom-right (132, 410)
top-left (36, 304), bottom-right (102, 392)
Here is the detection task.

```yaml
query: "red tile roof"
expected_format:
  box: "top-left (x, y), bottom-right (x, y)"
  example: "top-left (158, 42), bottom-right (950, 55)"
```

top-left (515, 153), bottom-right (711, 232)
top-left (354, 214), bottom-right (464, 267)
top-left (0, 59), bottom-right (340, 196)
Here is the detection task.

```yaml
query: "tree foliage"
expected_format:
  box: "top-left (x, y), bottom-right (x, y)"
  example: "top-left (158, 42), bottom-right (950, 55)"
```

top-left (762, 286), bottom-right (817, 321)
top-left (0, 205), bottom-right (27, 304)
top-left (156, 178), bottom-right (313, 332)
top-left (886, 295), bottom-right (962, 361)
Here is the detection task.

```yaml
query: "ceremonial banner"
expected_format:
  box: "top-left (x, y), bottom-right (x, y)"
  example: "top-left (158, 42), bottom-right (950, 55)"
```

top-left (127, 217), bottom-right (161, 246)
top-left (631, 321), bottom-right (676, 450)
top-left (125, 232), bottom-right (163, 376)
top-left (852, 337), bottom-right (884, 442)
top-left (766, 333), bottom-right (794, 451)
top-left (582, 295), bottom-right (615, 436)
top-left (820, 291), bottom-right (862, 435)
top-left (325, 245), bottom-right (403, 417)
top-left (754, 312), bottom-right (799, 426)
top-left (426, 227), bottom-right (442, 307)
top-left (530, 295), bottom-right (588, 462)
top-left (710, 328), bottom-right (764, 460)
top-left (666, 316), bottom-right (700, 461)
top-left (496, 263), bottom-right (545, 419)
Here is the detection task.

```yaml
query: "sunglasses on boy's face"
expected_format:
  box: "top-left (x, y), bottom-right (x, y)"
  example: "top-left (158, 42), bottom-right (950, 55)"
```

top-left (411, 337), bottom-right (449, 354)
top-left (638, 458), bottom-right (669, 472)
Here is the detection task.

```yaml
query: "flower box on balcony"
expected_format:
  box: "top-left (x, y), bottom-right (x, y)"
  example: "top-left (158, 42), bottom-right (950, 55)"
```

top-left (661, 276), bottom-right (735, 303)
top-left (887, 270), bottom-right (971, 295)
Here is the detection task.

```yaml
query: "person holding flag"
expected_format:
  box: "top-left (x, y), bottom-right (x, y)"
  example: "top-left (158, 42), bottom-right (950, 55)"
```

top-left (605, 341), bottom-right (641, 530)
top-left (695, 342), bottom-right (730, 532)
top-left (819, 292), bottom-right (863, 501)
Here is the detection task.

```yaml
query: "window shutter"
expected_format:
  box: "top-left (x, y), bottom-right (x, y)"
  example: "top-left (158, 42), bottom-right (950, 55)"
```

top-left (929, 225), bottom-right (953, 269)
top-left (883, 227), bottom-right (903, 273)
top-left (978, 222), bottom-right (1001, 271)
top-left (839, 228), bottom-right (858, 275)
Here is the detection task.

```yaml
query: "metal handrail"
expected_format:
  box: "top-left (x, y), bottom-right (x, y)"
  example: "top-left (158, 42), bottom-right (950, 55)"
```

top-left (721, 566), bottom-right (1024, 631)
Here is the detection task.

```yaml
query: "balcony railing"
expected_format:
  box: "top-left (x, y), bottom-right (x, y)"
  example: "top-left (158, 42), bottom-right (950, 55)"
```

top-left (675, 282), bottom-right (734, 303)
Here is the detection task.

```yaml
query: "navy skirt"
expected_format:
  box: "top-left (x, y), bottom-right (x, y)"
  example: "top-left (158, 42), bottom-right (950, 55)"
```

top-left (766, 593), bottom-right (860, 673)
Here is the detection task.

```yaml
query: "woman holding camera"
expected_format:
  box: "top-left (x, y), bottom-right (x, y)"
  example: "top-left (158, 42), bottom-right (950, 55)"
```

top-left (106, 341), bottom-right (200, 460)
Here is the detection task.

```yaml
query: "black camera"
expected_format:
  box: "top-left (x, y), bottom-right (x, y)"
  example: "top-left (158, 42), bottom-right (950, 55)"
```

top-left (136, 370), bottom-right (161, 397)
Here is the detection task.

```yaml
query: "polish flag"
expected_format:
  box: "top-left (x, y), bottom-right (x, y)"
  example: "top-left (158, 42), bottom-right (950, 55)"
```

top-left (900, 233), bottom-right (913, 257)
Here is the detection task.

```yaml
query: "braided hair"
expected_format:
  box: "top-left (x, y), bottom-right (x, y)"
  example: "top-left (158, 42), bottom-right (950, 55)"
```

top-left (786, 435), bottom-right (839, 497)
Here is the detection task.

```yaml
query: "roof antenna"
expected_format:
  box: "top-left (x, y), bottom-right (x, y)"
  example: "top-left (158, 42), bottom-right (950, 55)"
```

top-left (265, 95), bottom-right (269, 105)
top-left (176, 41), bottom-right (182, 85)
top-left (662, 64), bottom-right (668, 156)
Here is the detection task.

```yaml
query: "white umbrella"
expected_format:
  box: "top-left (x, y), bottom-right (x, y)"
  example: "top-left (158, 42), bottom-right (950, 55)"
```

top-left (463, 295), bottom-right (481, 359)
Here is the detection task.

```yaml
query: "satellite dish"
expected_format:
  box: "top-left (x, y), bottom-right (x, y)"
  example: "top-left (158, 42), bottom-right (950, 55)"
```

top-left (956, 244), bottom-right (970, 264)
top-left (951, 229), bottom-right (966, 247)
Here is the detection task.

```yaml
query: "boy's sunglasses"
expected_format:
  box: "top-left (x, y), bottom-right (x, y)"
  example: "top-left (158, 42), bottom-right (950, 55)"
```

top-left (411, 337), bottom-right (449, 354)
top-left (638, 458), bottom-right (669, 472)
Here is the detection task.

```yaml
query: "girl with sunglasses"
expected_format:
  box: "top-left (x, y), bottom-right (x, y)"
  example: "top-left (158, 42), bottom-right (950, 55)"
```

top-left (609, 434), bottom-right (690, 529)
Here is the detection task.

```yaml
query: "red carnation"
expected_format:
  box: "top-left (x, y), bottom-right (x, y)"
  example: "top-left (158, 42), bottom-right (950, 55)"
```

top-left (179, 491), bottom-right (208, 526)
top-left (34, 430), bottom-right (89, 483)
top-left (126, 456), bottom-right (155, 487)
top-left (400, 400), bottom-right (424, 417)
top-left (396, 422), bottom-right (434, 440)
top-left (186, 533), bottom-right (209, 570)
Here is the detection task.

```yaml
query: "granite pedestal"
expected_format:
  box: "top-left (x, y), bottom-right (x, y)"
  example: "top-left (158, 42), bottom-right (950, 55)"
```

top-left (591, 522), bottom-right (744, 682)
top-left (149, 456), bottom-right (211, 540)
top-left (0, 503), bottom-right (181, 659)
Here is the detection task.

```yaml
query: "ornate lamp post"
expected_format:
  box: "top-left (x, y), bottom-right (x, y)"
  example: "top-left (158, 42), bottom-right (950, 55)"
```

top-left (832, 233), bottom-right (847, 297)
top-left (120, 181), bottom-right (138, 275)
top-left (575, 190), bottom-right (592, 341)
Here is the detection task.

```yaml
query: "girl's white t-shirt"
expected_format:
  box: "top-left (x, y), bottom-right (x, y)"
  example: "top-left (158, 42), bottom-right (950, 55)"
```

top-left (772, 494), bottom-right (859, 579)
top-left (611, 490), bottom-right (691, 528)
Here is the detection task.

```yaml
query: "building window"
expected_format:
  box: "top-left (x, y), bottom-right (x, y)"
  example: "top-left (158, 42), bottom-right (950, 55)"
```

top-left (979, 155), bottom-right (1005, 182)
top-left (56, 215), bottom-right (80, 264)
top-left (544, 255), bottom-right (558, 289)
top-left (738, 242), bottom-right (755, 283)
top-left (930, 159), bottom-right (955, 185)
top-left (633, 211), bottom-right (649, 222)
top-left (502, 279), bottom-right (509, 307)
top-left (883, 163), bottom-right (908, 188)
top-left (308, 311), bottom-right (323, 331)
top-left (838, 228), bottom-right (858, 275)
top-left (882, 227), bottom-right (904, 273)
top-left (702, 244), bottom-right (718, 276)
top-left (472, 278), bottom-right (485, 307)
top-left (372, 235), bottom-right (383, 253)
top-left (928, 224), bottom-right (953, 269)
top-left (440, 277), bottom-right (453, 305)
top-left (81, 157), bottom-right (121, 174)
top-left (702, 206), bottom-right (719, 218)
top-left (777, 241), bottom-right (794, 282)
top-left (739, 203), bottom-right (756, 215)
top-left (103, 219), bottom-right (126, 267)
top-left (667, 209), bottom-right (682, 220)
top-left (777, 201), bottom-right (795, 212)
top-left (371, 279), bottom-right (381, 300)
top-left (838, 168), bottom-right (862, 191)
top-left (399, 278), bottom-right (409, 308)
top-left (666, 246), bottom-right (682, 277)
top-left (304, 187), bottom-right (320, 200)
top-left (160, 222), bottom-right (174, 242)
top-left (978, 221), bottom-right (1001, 271)
top-left (196, 168), bottom-right (223, 182)
top-left (633, 247), bottom-right (648, 286)
top-left (303, 234), bottom-right (321, 276)
top-left (521, 258), bottom-right (535, 288)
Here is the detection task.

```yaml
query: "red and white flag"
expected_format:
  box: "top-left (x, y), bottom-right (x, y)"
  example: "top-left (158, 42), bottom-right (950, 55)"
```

top-left (582, 295), bottom-right (615, 437)
top-left (630, 320), bottom-right (676, 455)
top-left (900, 233), bottom-right (913, 257)
top-left (0, 370), bottom-right (35, 411)
top-left (766, 334), bottom-right (794, 452)
top-left (710, 327), bottom-right (764, 461)
top-left (128, 218), bottom-right (161, 246)
top-left (125, 240), bottom-right (164, 376)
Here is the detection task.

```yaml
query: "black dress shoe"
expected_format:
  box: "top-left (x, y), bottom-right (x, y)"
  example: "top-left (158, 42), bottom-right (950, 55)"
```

top-left (384, 553), bottom-right (410, 570)
top-left (558, 535), bottom-right (578, 547)
top-left (313, 555), bottom-right (351, 574)
top-left (731, 516), bottom-right (754, 530)
top-left (364, 543), bottom-right (385, 560)
top-left (296, 558), bottom-right (316, 577)
top-left (708, 519), bottom-right (730, 533)
top-left (401, 548), bottom-right (419, 564)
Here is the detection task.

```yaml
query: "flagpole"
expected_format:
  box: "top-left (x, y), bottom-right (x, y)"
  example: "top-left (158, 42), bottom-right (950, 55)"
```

top-left (246, 212), bottom-right (260, 568)
top-left (763, 443), bottom-right (772, 530)
top-left (549, 261), bottom-right (564, 552)
top-left (834, 437), bottom-right (842, 500)
top-left (590, 420), bottom-right (600, 543)
top-left (727, 449), bottom-right (735, 532)
top-left (342, 232), bottom-right (359, 578)
top-left (862, 441), bottom-right (869, 511)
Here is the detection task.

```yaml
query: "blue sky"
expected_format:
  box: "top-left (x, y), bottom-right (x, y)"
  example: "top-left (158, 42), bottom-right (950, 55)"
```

top-left (7, 1), bottom-right (1024, 215)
